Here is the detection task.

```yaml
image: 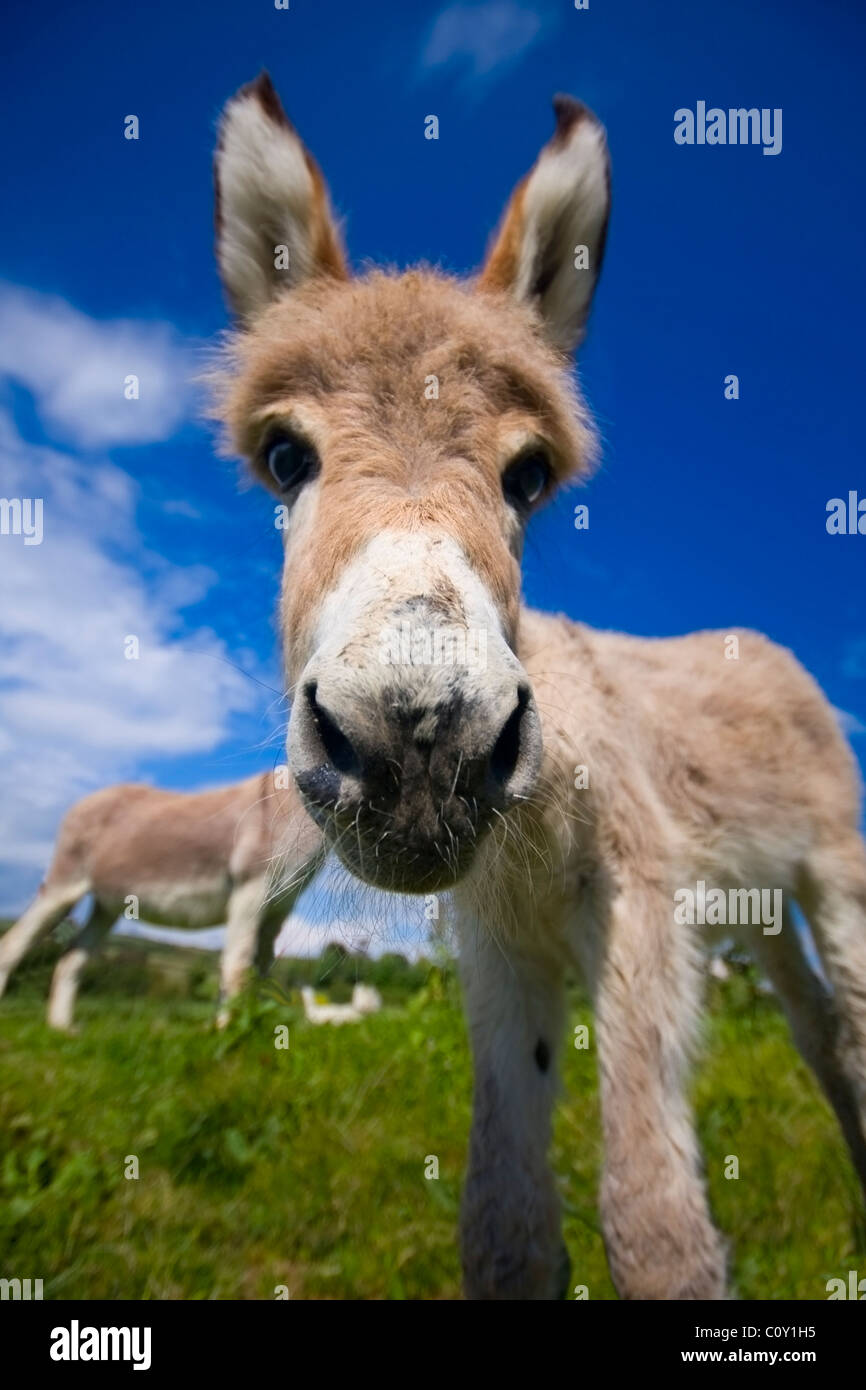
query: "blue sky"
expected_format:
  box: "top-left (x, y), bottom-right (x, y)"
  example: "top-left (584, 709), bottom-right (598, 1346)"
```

top-left (1, 0), bottom-right (864, 933)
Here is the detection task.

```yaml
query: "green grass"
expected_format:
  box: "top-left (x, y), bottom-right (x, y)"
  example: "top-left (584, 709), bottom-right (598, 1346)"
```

top-left (0, 962), bottom-right (863, 1299)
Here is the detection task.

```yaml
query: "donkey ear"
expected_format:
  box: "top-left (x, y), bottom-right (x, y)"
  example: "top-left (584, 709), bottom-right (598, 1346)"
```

top-left (479, 96), bottom-right (611, 353)
top-left (214, 72), bottom-right (348, 320)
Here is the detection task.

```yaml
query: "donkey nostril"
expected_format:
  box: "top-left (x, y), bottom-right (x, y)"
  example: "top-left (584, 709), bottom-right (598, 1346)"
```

top-left (303, 681), bottom-right (362, 778)
top-left (489, 685), bottom-right (531, 787)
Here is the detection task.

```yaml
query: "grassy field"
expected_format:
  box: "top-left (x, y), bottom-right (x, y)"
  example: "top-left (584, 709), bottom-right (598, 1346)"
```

top-left (0, 940), bottom-right (864, 1300)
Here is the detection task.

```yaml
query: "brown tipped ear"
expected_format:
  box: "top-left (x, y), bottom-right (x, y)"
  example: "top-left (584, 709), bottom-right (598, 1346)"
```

top-left (479, 96), bottom-right (611, 353)
top-left (214, 72), bottom-right (348, 320)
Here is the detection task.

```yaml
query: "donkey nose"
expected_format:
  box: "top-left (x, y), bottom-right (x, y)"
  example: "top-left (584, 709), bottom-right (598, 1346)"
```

top-left (291, 677), bottom-right (541, 817)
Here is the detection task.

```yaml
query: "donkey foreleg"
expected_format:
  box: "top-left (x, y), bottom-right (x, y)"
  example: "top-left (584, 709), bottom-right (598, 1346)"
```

top-left (216, 875), bottom-right (270, 1029)
top-left (254, 914), bottom-right (283, 978)
top-left (456, 902), bottom-right (568, 1299)
top-left (592, 879), bottom-right (726, 1299)
top-left (798, 834), bottom-right (866, 1198)
top-left (748, 908), bottom-right (866, 1192)
top-left (47, 901), bottom-right (115, 1032)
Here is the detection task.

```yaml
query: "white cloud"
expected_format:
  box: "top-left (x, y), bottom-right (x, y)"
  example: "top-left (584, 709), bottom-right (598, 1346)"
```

top-left (274, 911), bottom-right (341, 959)
top-left (0, 282), bottom-right (195, 450)
top-left (421, 1), bottom-right (545, 79)
top-left (274, 902), bottom-right (427, 962)
top-left (161, 498), bottom-right (203, 520)
top-left (113, 922), bottom-right (226, 952)
top-left (834, 706), bottom-right (865, 738)
top-left (0, 409), bottom-right (260, 912)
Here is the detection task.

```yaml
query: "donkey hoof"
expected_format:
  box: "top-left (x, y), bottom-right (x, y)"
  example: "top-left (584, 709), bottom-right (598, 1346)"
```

top-left (48, 1019), bottom-right (80, 1036)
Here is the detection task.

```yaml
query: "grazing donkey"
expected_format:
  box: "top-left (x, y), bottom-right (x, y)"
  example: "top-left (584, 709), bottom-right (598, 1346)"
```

top-left (0, 774), bottom-right (324, 1031)
top-left (211, 74), bottom-right (866, 1299)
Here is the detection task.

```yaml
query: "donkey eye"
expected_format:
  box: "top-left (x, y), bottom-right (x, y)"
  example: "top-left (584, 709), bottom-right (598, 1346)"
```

top-left (502, 451), bottom-right (551, 510)
top-left (265, 432), bottom-right (319, 492)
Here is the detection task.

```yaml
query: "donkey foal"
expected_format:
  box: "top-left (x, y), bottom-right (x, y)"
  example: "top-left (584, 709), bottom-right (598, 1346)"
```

top-left (211, 74), bottom-right (866, 1299)
top-left (0, 774), bottom-right (323, 1030)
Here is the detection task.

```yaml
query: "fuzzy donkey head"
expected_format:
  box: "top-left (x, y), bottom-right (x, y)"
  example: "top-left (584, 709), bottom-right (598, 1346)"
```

top-left (213, 73), bottom-right (610, 892)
